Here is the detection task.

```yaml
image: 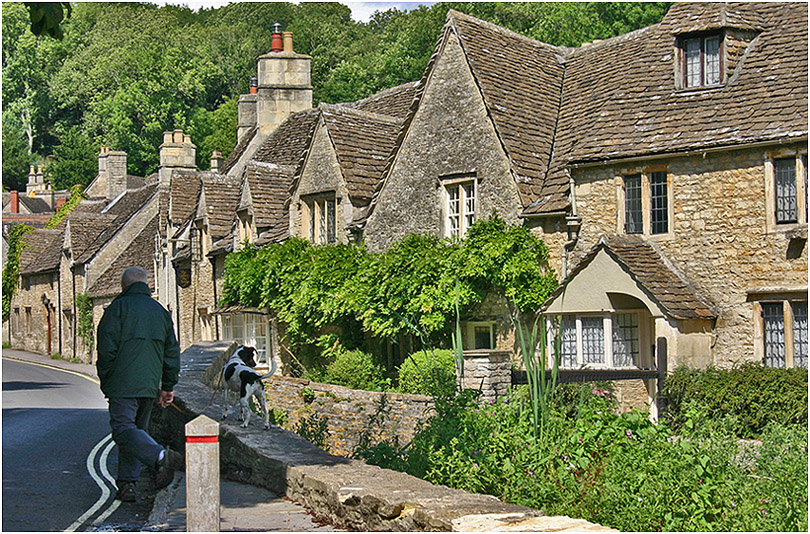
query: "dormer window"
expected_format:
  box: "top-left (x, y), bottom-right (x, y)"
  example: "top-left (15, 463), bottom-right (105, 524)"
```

top-left (442, 173), bottom-right (477, 239)
top-left (677, 32), bottom-right (724, 89)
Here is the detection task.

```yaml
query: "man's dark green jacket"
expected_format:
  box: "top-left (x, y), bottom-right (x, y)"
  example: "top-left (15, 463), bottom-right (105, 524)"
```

top-left (96, 282), bottom-right (180, 398)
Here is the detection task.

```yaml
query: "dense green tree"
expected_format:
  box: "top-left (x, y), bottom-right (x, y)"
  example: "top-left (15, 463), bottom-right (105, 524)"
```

top-left (47, 126), bottom-right (97, 189)
top-left (2, 120), bottom-right (32, 191)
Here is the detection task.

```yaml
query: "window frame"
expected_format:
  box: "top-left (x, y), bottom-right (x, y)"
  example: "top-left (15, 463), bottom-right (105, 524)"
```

top-left (463, 320), bottom-right (496, 350)
top-left (618, 167), bottom-right (672, 238)
top-left (303, 193), bottom-right (337, 245)
top-left (756, 299), bottom-right (808, 369)
top-left (221, 312), bottom-right (272, 366)
top-left (765, 152), bottom-right (808, 231)
top-left (441, 174), bottom-right (477, 239)
top-left (549, 312), bottom-right (643, 370)
top-left (677, 31), bottom-right (725, 89)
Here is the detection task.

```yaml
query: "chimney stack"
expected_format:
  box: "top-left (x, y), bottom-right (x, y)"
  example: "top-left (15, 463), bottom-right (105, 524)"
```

top-left (210, 151), bottom-right (224, 173)
top-left (159, 129), bottom-right (197, 185)
top-left (106, 150), bottom-right (129, 199)
top-left (10, 190), bottom-right (19, 213)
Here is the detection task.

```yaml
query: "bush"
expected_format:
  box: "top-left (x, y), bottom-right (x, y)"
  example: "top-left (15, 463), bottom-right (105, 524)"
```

top-left (398, 349), bottom-right (457, 396)
top-left (321, 349), bottom-right (390, 391)
top-left (662, 362), bottom-right (808, 439)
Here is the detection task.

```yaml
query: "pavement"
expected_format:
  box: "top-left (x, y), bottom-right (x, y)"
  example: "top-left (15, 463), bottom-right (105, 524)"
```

top-left (2, 348), bottom-right (342, 532)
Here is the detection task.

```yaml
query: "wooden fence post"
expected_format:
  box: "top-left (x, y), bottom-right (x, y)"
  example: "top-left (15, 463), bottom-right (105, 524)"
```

top-left (185, 415), bottom-right (220, 532)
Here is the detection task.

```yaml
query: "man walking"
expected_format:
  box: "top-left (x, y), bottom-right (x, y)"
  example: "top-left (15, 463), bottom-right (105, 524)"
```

top-left (96, 266), bottom-right (183, 502)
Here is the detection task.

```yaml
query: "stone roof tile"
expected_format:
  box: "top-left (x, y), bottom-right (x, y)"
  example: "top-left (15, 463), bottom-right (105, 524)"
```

top-left (341, 81), bottom-right (419, 120)
top-left (199, 174), bottom-right (241, 240)
top-left (19, 227), bottom-right (64, 274)
top-left (86, 216), bottom-right (157, 298)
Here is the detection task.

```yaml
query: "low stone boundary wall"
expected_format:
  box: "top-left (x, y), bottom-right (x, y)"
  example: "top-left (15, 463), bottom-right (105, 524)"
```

top-left (265, 376), bottom-right (434, 457)
top-left (150, 341), bottom-right (614, 532)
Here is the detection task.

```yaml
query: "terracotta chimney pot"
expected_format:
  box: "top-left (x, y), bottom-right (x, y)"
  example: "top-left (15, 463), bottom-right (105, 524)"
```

top-left (271, 23), bottom-right (283, 52)
top-left (283, 32), bottom-right (294, 53)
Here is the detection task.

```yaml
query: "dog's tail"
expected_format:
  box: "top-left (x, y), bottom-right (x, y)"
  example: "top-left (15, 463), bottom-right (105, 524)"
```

top-left (259, 358), bottom-right (278, 380)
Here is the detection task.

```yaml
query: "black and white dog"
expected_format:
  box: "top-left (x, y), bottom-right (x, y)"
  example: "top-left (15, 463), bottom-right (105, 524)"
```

top-left (221, 346), bottom-right (278, 429)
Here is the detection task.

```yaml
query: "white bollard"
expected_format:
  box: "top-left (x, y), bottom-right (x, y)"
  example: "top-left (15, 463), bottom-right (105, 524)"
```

top-left (185, 415), bottom-right (220, 532)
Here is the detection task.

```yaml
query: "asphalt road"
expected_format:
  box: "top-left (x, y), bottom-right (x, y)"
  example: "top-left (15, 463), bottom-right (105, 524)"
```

top-left (2, 358), bottom-right (154, 531)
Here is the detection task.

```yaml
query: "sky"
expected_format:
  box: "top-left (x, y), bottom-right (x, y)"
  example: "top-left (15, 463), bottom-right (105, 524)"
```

top-left (155, 1), bottom-right (437, 22)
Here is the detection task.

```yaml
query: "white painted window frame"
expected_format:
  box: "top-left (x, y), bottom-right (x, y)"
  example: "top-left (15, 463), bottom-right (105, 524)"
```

top-left (547, 312), bottom-right (642, 370)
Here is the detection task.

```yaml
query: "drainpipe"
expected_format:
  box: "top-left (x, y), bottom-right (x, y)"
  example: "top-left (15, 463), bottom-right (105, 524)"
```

top-left (561, 169), bottom-right (581, 277)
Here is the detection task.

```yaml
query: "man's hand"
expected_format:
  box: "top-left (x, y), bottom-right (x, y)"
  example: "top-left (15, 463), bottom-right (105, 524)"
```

top-left (158, 390), bottom-right (174, 408)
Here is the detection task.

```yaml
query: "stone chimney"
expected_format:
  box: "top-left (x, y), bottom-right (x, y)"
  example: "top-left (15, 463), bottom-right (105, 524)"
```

top-left (159, 129), bottom-right (197, 185)
top-left (26, 165), bottom-right (47, 194)
top-left (210, 151), bottom-right (224, 173)
top-left (106, 150), bottom-right (128, 200)
top-left (237, 24), bottom-right (312, 141)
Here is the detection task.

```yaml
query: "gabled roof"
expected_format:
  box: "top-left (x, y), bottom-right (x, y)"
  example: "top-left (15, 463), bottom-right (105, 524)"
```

top-left (449, 10), bottom-right (569, 213)
top-left (316, 104), bottom-right (404, 206)
top-left (553, 1), bottom-right (807, 174)
top-left (341, 81), bottom-right (419, 120)
top-left (18, 196), bottom-right (53, 214)
top-left (71, 183), bottom-right (157, 264)
top-left (86, 215), bottom-right (157, 298)
top-left (198, 174), bottom-right (241, 240)
top-left (220, 126), bottom-right (257, 175)
top-left (545, 235), bottom-right (717, 320)
top-left (169, 170), bottom-right (203, 226)
top-left (241, 162), bottom-right (294, 231)
top-left (19, 226), bottom-right (64, 275)
top-left (251, 109), bottom-right (320, 166)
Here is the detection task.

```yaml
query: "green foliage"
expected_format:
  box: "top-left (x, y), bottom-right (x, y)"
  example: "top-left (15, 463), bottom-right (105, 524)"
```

top-left (294, 413), bottom-right (330, 450)
top-left (47, 127), bottom-right (97, 189)
top-left (398, 349), bottom-right (457, 396)
top-left (318, 349), bottom-right (390, 392)
top-left (221, 216), bottom-right (556, 370)
top-left (358, 384), bottom-right (808, 532)
top-left (2, 1), bottom-right (670, 186)
top-left (2, 120), bottom-right (32, 191)
top-left (24, 2), bottom-right (71, 40)
top-left (662, 363), bottom-right (808, 439)
top-left (45, 184), bottom-right (85, 229)
top-left (75, 292), bottom-right (94, 353)
top-left (2, 224), bottom-right (34, 321)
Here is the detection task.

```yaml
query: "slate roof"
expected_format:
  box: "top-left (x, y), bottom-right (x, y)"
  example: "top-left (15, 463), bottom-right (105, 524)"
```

top-left (545, 235), bottom-right (717, 320)
top-left (251, 110), bottom-right (320, 166)
top-left (18, 196), bottom-right (53, 214)
top-left (242, 162), bottom-right (294, 231)
top-left (19, 226), bottom-right (64, 275)
top-left (198, 174), bottom-right (241, 240)
top-left (86, 215), bottom-right (157, 298)
top-left (428, 4), bottom-right (808, 216)
top-left (318, 104), bottom-right (405, 205)
top-left (220, 126), bottom-right (257, 175)
top-left (450, 10), bottom-right (568, 213)
top-left (342, 81), bottom-right (419, 120)
top-left (72, 183), bottom-right (157, 264)
top-left (170, 170), bottom-right (202, 226)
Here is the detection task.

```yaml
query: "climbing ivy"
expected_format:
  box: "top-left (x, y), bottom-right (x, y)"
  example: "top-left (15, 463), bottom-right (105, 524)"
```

top-left (45, 183), bottom-right (85, 229)
top-left (221, 215), bottom-right (557, 364)
top-left (2, 224), bottom-right (34, 322)
top-left (75, 292), bottom-right (94, 353)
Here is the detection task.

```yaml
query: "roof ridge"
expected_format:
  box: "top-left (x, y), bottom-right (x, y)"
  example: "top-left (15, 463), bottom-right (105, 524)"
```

top-left (447, 9), bottom-right (569, 56)
top-left (319, 102), bottom-right (404, 126)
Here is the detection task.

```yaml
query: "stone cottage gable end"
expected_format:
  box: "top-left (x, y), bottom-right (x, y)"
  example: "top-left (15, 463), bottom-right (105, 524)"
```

top-left (363, 12), bottom-right (528, 252)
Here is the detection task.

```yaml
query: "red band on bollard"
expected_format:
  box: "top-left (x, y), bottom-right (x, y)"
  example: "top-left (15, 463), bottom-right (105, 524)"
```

top-left (186, 435), bottom-right (218, 443)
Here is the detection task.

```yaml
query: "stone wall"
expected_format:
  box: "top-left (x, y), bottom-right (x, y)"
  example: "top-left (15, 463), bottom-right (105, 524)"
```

top-left (461, 350), bottom-right (511, 404)
top-left (10, 271), bottom-right (59, 356)
top-left (264, 376), bottom-right (434, 458)
top-left (571, 143), bottom-right (808, 367)
top-left (363, 32), bottom-right (523, 252)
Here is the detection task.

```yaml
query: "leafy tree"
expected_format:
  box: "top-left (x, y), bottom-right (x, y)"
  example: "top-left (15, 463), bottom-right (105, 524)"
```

top-left (24, 2), bottom-right (71, 39)
top-left (2, 120), bottom-right (32, 191)
top-left (47, 126), bottom-right (96, 189)
top-left (2, 224), bottom-right (34, 321)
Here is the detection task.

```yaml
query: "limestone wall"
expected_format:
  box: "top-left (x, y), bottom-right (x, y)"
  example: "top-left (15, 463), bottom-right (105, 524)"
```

top-left (571, 143), bottom-right (808, 367)
top-left (264, 376), bottom-right (434, 458)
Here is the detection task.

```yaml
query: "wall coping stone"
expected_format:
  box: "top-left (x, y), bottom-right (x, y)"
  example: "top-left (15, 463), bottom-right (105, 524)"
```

top-left (155, 341), bottom-right (614, 532)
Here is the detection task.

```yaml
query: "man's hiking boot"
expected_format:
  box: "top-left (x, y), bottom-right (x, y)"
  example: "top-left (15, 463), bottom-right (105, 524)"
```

top-left (154, 448), bottom-right (184, 489)
top-left (115, 481), bottom-right (137, 502)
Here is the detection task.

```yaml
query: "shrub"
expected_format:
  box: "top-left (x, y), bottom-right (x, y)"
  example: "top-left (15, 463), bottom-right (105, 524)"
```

top-left (398, 349), bottom-right (457, 396)
top-left (662, 362), bottom-right (808, 438)
top-left (321, 349), bottom-right (390, 391)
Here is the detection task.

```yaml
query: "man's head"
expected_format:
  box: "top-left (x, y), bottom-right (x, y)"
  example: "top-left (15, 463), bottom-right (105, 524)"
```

top-left (121, 266), bottom-right (149, 291)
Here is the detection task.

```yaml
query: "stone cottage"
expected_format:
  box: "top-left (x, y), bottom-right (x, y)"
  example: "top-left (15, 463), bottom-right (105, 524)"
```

top-left (8, 4), bottom-right (806, 414)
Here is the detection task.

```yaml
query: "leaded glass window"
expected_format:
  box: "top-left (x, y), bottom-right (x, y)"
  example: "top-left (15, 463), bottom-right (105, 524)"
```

top-left (625, 174), bottom-right (643, 234)
top-left (763, 303), bottom-right (786, 368)
top-left (793, 302), bottom-right (808, 368)
top-left (581, 317), bottom-right (605, 365)
top-left (775, 158), bottom-right (798, 224)
top-left (650, 171), bottom-right (668, 234)
top-left (612, 313), bottom-right (639, 367)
